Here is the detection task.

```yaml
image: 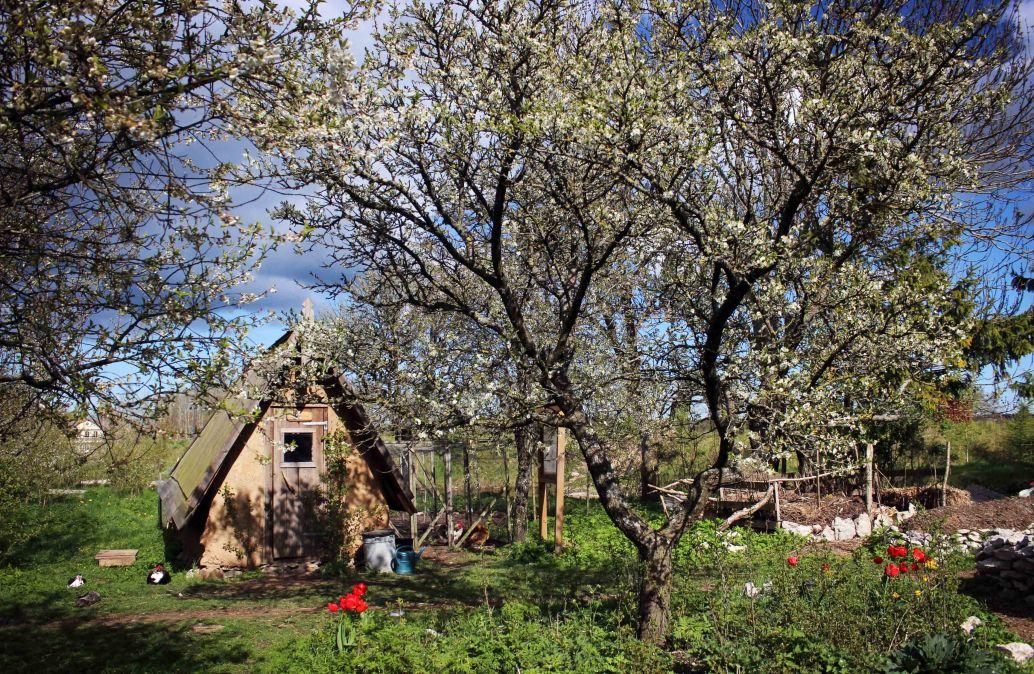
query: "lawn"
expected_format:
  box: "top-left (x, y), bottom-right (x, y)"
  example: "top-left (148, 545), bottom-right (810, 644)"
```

top-left (0, 488), bottom-right (1028, 673)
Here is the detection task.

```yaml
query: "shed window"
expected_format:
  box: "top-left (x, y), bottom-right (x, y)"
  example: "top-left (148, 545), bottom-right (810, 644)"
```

top-left (282, 431), bottom-right (314, 464)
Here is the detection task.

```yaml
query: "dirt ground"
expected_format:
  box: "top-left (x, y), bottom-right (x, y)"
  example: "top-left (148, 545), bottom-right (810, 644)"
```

top-left (905, 496), bottom-right (1034, 532)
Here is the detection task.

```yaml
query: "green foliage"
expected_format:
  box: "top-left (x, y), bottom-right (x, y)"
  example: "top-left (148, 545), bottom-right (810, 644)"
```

top-left (291, 602), bottom-right (671, 674)
top-left (879, 632), bottom-right (1013, 674)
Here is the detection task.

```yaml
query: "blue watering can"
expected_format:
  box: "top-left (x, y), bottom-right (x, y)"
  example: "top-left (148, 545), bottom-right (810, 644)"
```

top-left (391, 544), bottom-right (427, 574)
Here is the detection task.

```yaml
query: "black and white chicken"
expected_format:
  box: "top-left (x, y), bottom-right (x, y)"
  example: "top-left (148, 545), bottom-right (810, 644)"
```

top-left (147, 564), bottom-right (171, 585)
top-left (67, 574), bottom-right (85, 588)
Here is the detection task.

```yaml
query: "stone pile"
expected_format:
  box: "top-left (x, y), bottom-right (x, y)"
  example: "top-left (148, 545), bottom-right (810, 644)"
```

top-left (779, 504), bottom-right (916, 542)
top-left (974, 529), bottom-right (1034, 603)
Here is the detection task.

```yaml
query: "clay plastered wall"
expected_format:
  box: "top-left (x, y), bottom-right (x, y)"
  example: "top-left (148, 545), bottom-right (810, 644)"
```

top-left (329, 408), bottom-right (390, 530)
top-left (199, 422), bottom-right (270, 568)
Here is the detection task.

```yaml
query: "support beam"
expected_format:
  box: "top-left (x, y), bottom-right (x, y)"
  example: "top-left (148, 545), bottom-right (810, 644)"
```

top-left (408, 446), bottom-right (418, 541)
top-left (445, 446), bottom-right (455, 548)
top-left (864, 442), bottom-right (874, 514)
top-left (554, 428), bottom-right (566, 548)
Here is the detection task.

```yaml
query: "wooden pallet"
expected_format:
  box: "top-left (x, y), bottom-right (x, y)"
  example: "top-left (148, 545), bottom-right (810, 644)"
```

top-left (95, 549), bottom-right (138, 567)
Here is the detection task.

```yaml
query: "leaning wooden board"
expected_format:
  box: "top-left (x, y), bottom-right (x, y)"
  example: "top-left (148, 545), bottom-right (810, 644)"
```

top-left (95, 549), bottom-right (138, 567)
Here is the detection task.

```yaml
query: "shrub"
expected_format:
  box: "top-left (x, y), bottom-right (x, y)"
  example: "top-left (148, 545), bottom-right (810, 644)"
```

top-left (878, 632), bottom-right (1014, 674)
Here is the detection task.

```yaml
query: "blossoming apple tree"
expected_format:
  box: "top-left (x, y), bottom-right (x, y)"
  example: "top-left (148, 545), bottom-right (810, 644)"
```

top-left (258, 0), bottom-right (1032, 643)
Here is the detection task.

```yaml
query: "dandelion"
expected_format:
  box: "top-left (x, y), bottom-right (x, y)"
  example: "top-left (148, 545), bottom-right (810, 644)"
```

top-left (914, 590), bottom-right (922, 597)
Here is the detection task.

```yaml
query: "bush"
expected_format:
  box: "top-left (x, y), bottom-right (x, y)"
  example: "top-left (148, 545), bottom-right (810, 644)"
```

top-left (879, 632), bottom-right (1014, 674)
top-left (669, 539), bottom-right (1011, 673)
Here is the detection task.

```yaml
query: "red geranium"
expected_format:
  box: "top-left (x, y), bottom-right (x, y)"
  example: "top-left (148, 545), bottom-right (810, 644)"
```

top-left (787, 556), bottom-right (799, 567)
top-left (885, 564), bottom-right (900, 577)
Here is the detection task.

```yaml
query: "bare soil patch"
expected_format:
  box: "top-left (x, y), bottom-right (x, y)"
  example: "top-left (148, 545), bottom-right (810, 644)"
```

top-left (904, 497), bottom-right (1034, 532)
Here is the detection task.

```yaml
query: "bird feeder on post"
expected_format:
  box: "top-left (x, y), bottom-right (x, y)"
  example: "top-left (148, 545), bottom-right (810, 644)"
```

top-left (538, 423), bottom-right (567, 548)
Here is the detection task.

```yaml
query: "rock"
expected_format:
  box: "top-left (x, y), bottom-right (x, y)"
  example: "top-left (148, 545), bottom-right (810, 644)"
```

top-left (1019, 488), bottom-right (1032, 498)
top-left (994, 548), bottom-right (1020, 562)
top-left (833, 516), bottom-right (857, 540)
top-left (960, 616), bottom-right (982, 634)
top-left (995, 642), bottom-right (1033, 664)
top-left (819, 526), bottom-right (835, 541)
top-left (726, 544), bottom-right (746, 553)
top-left (780, 521), bottom-right (812, 537)
top-left (812, 524), bottom-right (824, 534)
top-left (855, 512), bottom-right (872, 538)
top-left (199, 567), bottom-right (224, 581)
top-left (75, 590), bottom-right (102, 607)
top-left (976, 558), bottom-right (1012, 573)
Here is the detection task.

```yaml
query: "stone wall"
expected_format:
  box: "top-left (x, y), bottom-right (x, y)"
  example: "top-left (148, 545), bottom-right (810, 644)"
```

top-left (974, 529), bottom-right (1034, 604)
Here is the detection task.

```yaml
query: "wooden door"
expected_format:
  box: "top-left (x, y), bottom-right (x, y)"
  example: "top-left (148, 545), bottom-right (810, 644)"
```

top-left (272, 416), bottom-right (325, 559)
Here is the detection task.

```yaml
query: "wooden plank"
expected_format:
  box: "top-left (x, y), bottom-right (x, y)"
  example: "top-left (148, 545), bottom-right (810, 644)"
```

top-left (445, 446), bottom-right (454, 548)
top-left (95, 549), bottom-right (138, 567)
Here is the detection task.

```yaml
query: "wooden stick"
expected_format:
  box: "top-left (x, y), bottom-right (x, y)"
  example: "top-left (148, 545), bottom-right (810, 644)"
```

top-left (865, 442), bottom-right (874, 515)
top-left (415, 508), bottom-right (446, 549)
top-left (554, 428), bottom-right (566, 548)
top-left (942, 440), bottom-right (951, 508)
top-left (445, 446), bottom-right (455, 548)
top-left (456, 498), bottom-right (498, 548)
top-left (774, 481), bottom-right (781, 524)
top-left (718, 486), bottom-right (774, 531)
top-left (408, 446), bottom-right (418, 541)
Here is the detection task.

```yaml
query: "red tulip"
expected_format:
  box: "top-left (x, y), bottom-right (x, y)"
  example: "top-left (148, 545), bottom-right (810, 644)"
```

top-left (787, 556), bottom-right (799, 567)
top-left (355, 598), bottom-right (368, 613)
top-left (327, 602), bottom-right (340, 613)
top-left (911, 562), bottom-right (919, 571)
top-left (885, 564), bottom-right (900, 577)
top-left (352, 582), bottom-right (368, 597)
top-left (912, 549), bottom-right (926, 563)
top-left (898, 562), bottom-right (909, 574)
top-left (342, 594), bottom-right (359, 611)
top-left (873, 556), bottom-right (883, 564)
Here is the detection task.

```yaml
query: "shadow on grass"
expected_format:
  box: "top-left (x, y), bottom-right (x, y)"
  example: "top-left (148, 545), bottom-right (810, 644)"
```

top-left (0, 620), bottom-right (251, 674)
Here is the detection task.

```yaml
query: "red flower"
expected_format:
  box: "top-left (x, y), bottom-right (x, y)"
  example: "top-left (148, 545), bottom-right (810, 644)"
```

top-left (822, 563), bottom-right (831, 572)
top-left (898, 562), bottom-right (909, 574)
top-left (885, 564), bottom-right (900, 577)
top-left (787, 556), bottom-right (799, 567)
top-left (355, 598), bottom-right (368, 613)
top-left (912, 549), bottom-right (926, 563)
top-left (327, 602), bottom-right (340, 613)
top-left (911, 562), bottom-right (919, 571)
top-left (873, 556), bottom-right (883, 564)
top-left (352, 582), bottom-right (368, 597)
top-left (341, 594), bottom-right (359, 611)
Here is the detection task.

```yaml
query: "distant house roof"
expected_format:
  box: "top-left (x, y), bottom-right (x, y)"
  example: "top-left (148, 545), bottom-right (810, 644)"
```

top-left (158, 327), bottom-right (415, 530)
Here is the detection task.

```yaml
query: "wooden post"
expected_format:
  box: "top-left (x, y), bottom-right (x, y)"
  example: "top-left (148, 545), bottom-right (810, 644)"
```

top-left (554, 428), bottom-right (566, 548)
top-left (445, 446), bottom-right (455, 548)
top-left (538, 463), bottom-right (549, 541)
top-left (942, 440), bottom-right (951, 508)
top-left (773, 481), bottom-right (781, 525)
top-left (463, 440), bottom-right (473, 526)
top-left (408, 445), bottom-right (418, 541)
top-left (501, 440), bottom-right (512, 542)
top-left (865, 442), bottom-right (874, 515)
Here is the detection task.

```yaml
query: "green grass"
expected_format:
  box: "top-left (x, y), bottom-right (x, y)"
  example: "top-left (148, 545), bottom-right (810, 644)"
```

top-left (0, 487), bottom-right (1025, 673)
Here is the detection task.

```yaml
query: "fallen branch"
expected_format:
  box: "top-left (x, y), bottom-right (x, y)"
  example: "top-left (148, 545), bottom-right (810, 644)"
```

top-left (717, 485), bottom-right (774, 531)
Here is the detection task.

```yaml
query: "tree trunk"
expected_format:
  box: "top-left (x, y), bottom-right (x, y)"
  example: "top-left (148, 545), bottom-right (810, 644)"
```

top-left (639, 431), bottom-right (660, 502)
top-left (638, 539), bottom-right (674, 644)
top-left (511, 423), bottom-right (535, 542)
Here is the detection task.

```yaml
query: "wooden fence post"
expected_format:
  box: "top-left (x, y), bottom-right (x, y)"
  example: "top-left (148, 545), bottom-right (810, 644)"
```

top-left (942, 440), bottom-right (951, 508)
top-left (445, 446), bottom-right (455, 548)
top-left (865, 442), bottom-right (874, 515)
top-left (554, 428), bottom-right (566, 548)
top-left (408, 445), bottom-right (418, 541)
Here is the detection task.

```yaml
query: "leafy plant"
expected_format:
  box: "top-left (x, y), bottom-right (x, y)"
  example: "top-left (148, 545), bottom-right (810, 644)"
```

top-left (879, 632), bottom-right (1007, 674)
